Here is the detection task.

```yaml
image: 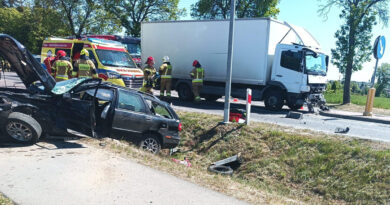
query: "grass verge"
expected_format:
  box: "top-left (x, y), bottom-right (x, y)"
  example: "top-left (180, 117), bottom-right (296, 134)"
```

top-left (0, 192), bottom-right (13, 205)
top-left (85, 111), bottom-right (390, 204)
top-left (325, 92), bottom-right (390, 109)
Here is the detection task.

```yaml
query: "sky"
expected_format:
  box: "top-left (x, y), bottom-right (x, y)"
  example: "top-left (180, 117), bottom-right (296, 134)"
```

top-left (177, 0), bottom-right (390, 82)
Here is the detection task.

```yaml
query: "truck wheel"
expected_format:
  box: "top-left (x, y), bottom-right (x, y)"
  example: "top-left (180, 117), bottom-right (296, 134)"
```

top-left (4, 112), bottom-right (42, 144)
top-left (287, 102), bottom-right (304, 111)
top-left (205, 95), bottom-right (221, 102)
top-left (178, 84), bottom-right (194, 101)
top-left (264, 90), bottom-right (284, 111)
top-left (139, 135), bottom-right (161, 154)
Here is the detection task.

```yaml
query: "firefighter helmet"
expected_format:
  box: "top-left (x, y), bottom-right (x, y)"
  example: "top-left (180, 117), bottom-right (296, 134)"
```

top-left (162, 56), bottom-right (170, 63)
top-left (146, 56), bottom-right (154, 64)
top-left (80, 48), bottom-right (89, 57)
top-left (192, 60), bottom-right (199, 67)
top-left (56, 50), bottom-right (66, 57)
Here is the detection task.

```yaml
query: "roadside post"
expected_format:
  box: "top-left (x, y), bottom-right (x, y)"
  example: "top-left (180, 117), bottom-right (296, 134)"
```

top-left (222, 0), bottom-right (236, 124)
top-left (364, 35), bottom-right (386, 116)
top-left (246, 88), bottom-right (252, 125)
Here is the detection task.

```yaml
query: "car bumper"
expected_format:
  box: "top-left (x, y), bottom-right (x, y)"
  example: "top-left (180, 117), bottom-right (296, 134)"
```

top-left (162, 134), bottom-right (180, 149)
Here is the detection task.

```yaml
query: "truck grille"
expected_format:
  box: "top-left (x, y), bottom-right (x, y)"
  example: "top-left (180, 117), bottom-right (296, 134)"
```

top-left (122, 77), bottom-right (143, 88)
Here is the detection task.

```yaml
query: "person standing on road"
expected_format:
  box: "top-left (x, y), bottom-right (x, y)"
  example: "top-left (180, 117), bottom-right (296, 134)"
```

top-left (43, 51), bottom-right (55, 75)
top-left (52, 50), bottom-right (73, 82)
top-left (72, 49), bottom-right (98, 79)
top-left (190, 60), bottom-right (204, 102)
top-left (159, 56), bottom-right (173, 98)
top-left (141, 56), bottom-right (156, 94)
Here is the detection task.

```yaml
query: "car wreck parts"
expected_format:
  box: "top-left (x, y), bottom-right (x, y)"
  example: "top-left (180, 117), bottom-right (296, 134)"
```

top-left (208, 154), bottom-right (242, 175)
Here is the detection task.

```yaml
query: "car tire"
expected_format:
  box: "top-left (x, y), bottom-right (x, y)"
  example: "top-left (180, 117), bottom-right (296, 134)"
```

top-left (208, 165), bottom-right (233, 175)
top-left (4, 112), bottom-right (42, 144)
top-left (204, 95), bottom-right (221, 102)
top-left (264, 90), bottom-right (284, 111)
top-left (178, 83), bottom-right (194, 101)
top-left (139, 135), bottom-right (161, 154)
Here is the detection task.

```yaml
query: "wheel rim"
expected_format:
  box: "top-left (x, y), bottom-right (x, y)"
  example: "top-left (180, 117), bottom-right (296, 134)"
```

top-left (6, 121), bottom-right (33, 142)
top-left (140, 138), bottom-right (159, 154)
top-left (267, 96), bottom-right (278, 107)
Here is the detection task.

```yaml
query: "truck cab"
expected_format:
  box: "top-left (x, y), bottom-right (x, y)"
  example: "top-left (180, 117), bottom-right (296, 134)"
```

top-left (268, 44), bottom-right (328, 110)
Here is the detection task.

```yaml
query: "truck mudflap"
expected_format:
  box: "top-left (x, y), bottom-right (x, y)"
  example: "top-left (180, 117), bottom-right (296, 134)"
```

top-left (306, 93), bottom-right (329, 113)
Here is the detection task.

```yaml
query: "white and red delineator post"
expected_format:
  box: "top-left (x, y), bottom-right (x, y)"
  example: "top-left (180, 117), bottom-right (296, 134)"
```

top-left (246, 88), bottom-right (252, 125)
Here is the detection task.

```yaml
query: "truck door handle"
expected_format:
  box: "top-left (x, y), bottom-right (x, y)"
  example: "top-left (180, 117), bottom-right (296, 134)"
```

top-left (276, 75), bottom-right (283, 77)
top-left (146, 117), bottom-right (152, 121)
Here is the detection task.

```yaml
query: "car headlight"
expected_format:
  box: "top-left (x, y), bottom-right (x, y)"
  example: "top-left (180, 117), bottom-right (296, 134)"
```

top-left (106, 71), bottom-right (121, 79)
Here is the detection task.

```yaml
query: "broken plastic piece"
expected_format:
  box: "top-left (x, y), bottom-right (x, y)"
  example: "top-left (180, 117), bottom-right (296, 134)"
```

top-left (335, 127), bottom-right (350, 134)
top-left (172, 157), bottom-right (191, 167)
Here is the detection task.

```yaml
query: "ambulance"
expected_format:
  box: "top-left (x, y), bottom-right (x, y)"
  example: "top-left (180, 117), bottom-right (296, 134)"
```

top-left (41, 37), bottom-right (144, 88)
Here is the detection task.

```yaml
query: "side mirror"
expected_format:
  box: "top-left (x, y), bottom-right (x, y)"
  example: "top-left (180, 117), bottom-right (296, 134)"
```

top-left (326, 56), bottom-right (329, 70)
top-left (101, 103), bottom-right (111, 119)
top-left (63, 92), bottom-right (71, 99)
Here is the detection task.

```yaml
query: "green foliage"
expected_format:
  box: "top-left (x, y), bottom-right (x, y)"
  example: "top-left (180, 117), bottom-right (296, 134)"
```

top-left (0, 7), bottom-right (70, 53)
top-left (325, 92), bottom-right (390, 109)
top-left (103, 0), bottom-right (186, 37)
top-left (191, 0), bottom-right (280, 19)
top-left (330, 80), bottom-right (342, 93)
top-left (319, 0), bottom-right (389, 104)
top-left (351, 81), bottom-right (360, 93)
top-left (375, 63), bottom-right (390, 97)
top-left (177, 111), bottom-right (390, 203)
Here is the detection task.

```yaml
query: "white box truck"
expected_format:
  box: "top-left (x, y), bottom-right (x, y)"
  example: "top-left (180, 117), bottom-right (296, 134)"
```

top-left (141, 18), bottom-right (328, 111)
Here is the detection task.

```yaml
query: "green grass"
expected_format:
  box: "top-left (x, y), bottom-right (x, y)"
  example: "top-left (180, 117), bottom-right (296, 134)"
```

top-left (0, 193), bottom-right (13, 205)
top-left (325, 92), bottom-right (390, 109)
top-left (175, 112), bottom-right (390, 204)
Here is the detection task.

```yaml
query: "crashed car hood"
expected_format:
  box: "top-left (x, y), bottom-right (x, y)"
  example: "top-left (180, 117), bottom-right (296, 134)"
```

top-left (0, 34), bottom-right (56, 91)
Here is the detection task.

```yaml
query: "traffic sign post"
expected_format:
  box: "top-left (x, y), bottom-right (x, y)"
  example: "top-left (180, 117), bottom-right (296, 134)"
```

top-left (364, 35), bottom-right (386, 116)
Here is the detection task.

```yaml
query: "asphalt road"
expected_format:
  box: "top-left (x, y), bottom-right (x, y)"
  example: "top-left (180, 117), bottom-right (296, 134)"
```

top-left (1, 72), bottom-right (389, 142)
top-left (0, 140), bottom-right (248, 205)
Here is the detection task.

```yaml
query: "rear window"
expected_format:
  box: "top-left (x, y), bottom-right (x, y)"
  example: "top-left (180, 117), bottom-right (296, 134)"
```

top-left (145, 99), bottom-right (173, 119)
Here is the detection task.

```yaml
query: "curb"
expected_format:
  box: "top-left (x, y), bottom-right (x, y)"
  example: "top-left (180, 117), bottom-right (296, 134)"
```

top-left (319, 110), bottom-right (390, 125)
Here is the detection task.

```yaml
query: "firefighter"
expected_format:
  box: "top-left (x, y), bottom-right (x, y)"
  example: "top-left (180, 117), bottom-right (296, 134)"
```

top-left (43, 51), bottom-right (55, 75)
top-left (190, 60), bottom-right (204, 102)
top-left (159, 56), bottom-right (172, 98)
top-left (52, 50), bottom-right (73, 82)
top-left (141, 56), bottom-right (156, 94)
top-left (72, 49), bottom-right (98, 79)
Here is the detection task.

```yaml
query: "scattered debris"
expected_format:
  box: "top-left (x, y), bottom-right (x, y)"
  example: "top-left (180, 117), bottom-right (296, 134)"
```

top-left (286, 111), bottom-right (303, 120)
top-left (208, 153), bottom-right (242, 175)
top-left (335, 127), bottom-right (350, 134)
top-left (229, 109), bottom-right (246, 123)
top-left (99, 142), bottom-right (106, 147)
top-left (172, 157), bottom-right (191, 167)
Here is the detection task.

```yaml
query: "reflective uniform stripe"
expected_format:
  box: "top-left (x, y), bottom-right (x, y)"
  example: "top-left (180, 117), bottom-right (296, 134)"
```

top-left (161, 75), bottom-right (172, 78)
top-left (192, 79), bottom-right (203, 83)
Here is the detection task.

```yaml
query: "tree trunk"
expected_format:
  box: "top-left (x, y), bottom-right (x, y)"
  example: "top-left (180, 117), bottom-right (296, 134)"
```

top-left (343, 16), bottom-right (357, 105)
top-left (343, 65), bottom-right (352, 104)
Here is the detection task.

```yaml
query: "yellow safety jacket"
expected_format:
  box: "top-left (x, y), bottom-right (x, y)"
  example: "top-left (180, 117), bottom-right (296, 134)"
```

top-left (73, 59), bottom-right (97, 78)
top-left (159, 63), bottom-right (172, 79)
top-left (190, 67), bottom-right (204, 83)
top-left (143, 65), bottom-right (156, 87)
top-left (53, 59), bottom-right (72, 81)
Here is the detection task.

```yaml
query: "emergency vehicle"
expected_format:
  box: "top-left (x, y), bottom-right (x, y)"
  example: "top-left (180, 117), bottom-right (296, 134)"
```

top-left (41, 37), bottom-right (144, 88)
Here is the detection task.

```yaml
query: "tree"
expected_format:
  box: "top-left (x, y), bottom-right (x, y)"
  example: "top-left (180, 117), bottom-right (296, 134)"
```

top-left (375, 62), bottom-right (390, 96)
top-left (191, 0), bottom-right (280, 19)
top-left (103, 0), bottom-right (186, 37)
top-left (331, 80), bottom-right (342, 93)
top-left (0, 0), bottom-right (24, 8)
top-left (351, 81), bottom-right (361, 93)
top-left (319, 0), bottom-right (389, 104)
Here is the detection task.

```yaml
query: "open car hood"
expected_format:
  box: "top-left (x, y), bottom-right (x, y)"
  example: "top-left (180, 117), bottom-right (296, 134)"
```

top-left (0, 34), bottom-right (56, 91)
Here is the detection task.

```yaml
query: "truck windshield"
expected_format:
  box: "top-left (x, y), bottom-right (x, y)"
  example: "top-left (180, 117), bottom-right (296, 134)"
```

top-left (305, 53), bottom-right (327, 76)
top-left (96, 49), bottom-right (136, 68)
top-left (124, 43), bottom-right (141, 56)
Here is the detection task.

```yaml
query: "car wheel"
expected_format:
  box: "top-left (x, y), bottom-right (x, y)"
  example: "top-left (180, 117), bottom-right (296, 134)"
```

top-left (208, 165), bottom-right (233, 175)
top-left (204, 95), bottom-right (221, 102)
top-left (264, 90), bottom-right (284, 111)
top-left (4, 112), bottom-right (42, 144)
top-left (178, 83), bottom-right (194, 101)
top-left (139, 135), bottom-right (161, 154)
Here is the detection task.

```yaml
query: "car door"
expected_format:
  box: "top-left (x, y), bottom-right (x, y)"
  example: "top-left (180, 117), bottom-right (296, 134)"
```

top-left (144, 98), bottom-right (179, 134)
top-left (111, 89), bottom-right (149, 137)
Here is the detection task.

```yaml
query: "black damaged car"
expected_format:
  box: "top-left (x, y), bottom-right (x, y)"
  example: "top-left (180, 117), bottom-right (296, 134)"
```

top-left (0, 34), bottom-right (181, 154)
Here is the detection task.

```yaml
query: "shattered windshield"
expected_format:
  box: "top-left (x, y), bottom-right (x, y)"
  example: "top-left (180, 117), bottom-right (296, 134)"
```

top-left (305, 53), bottom-right (327, 76)
top-left (96, 49), bottom-right (136, 68)
top-left (51, 78), bottom-right (87, 95)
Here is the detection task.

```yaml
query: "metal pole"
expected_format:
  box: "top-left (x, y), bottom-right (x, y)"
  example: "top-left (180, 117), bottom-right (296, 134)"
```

top-left (371, 59), bottom-right (379, 87)
top-left (246, 88), bottom-right (252, 125)
top-left (223, 0), bottom-right (236, 123)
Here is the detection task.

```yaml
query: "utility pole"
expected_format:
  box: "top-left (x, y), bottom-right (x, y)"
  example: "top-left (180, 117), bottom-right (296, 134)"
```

top-left (223, 0), bottom-right (236, 123)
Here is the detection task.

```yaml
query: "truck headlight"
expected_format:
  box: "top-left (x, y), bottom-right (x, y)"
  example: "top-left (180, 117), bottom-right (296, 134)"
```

top-left (106, 71), bottom-right (121, 79)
